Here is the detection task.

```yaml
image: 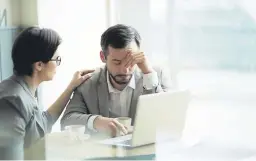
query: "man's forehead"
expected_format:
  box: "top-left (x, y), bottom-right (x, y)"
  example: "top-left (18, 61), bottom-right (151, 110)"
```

top-left (125, 41), bottom-right (139, 50)
top-left (108, 42), bottom-right (139, 59)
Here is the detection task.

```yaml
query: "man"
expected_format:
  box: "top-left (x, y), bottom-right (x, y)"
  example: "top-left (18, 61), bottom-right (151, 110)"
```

top-left (61, 24), bottom-right (171, 136)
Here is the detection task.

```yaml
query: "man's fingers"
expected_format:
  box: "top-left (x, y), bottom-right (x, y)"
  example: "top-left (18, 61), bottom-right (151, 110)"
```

top-left (125, 58), bottom-right (133, 68)
top-left (123, 53), bottom-right (132, 66)
top-left (133, 53), bottom-right (145, 59)
top-left (123, 51), bottom-right (144, 67)
top-left (132, 55), bottom-right (145, 66)
top-left (112, 119), bottom-right (128, 135)
top-left (108, 122), bottom-right (118, 137)
top-left (124, 53), bottom-right (137, 67)
top-left (125, 54), bottom-right (145, 68)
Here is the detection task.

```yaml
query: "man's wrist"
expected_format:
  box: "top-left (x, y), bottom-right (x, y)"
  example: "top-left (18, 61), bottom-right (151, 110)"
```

top-left (87, 115), bottom-right (100, 131)
top-left (141, 69), bottom-right (153, 74)
top-left (140, 64), bottom-right (153, 74)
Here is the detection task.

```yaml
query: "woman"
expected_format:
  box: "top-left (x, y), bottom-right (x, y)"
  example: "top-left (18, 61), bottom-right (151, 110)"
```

top-left (0, 27), bottom-right (94, 159)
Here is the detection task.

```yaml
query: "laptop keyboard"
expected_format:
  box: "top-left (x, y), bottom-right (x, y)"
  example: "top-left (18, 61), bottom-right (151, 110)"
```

top-left (113, 138), bottom-right (132, 145)
top-left (100, 134), bottom-right (133, 146)
top-left (121, 139), bottom-right (132, 145)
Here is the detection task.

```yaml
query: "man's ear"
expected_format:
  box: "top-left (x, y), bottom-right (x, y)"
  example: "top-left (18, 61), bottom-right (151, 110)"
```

top-left (100, 51), bottom-right (106, 63)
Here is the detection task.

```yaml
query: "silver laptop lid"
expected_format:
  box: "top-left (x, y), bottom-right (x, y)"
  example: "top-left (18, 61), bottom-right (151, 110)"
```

top-left (132, 90), bottom-right (191, 146)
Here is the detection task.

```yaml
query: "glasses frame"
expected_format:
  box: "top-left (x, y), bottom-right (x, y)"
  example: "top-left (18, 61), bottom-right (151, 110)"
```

top-left (50, 56), bottom-right (61, 66)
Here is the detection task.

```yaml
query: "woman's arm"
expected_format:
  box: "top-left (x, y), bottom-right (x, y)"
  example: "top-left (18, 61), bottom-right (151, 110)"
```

top-left (46, 69), bottom-right (94, 122)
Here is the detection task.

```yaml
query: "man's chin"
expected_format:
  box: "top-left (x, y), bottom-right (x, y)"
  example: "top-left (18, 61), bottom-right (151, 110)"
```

top-left (114, 80), bottom-right (130, 85)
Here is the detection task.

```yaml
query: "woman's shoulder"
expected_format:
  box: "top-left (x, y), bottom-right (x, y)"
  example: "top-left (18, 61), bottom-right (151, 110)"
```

top-left (0, 76), bottom-right (34, 122)
top-left (0, 75), bottom-right (25, 97)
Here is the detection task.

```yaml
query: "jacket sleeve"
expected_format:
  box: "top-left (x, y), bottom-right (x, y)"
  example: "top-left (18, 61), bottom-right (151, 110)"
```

top-left (0, 97), bottom-right (26, 160)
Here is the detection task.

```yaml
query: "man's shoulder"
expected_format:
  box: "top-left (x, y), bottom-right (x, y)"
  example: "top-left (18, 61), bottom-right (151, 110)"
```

top-left (76, 66), bottom-right (105, 91)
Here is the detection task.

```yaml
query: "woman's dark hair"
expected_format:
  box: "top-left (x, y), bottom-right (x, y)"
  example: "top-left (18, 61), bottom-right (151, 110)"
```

top-left (12, 27), bottom-right (61, 76)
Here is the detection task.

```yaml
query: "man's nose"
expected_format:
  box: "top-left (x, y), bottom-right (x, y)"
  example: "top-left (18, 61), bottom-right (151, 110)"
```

top-left (120, 65), bottom-right (130, 74)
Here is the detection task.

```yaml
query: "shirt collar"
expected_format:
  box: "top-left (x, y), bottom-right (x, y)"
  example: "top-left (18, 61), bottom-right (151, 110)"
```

top-left (107, 71), bottom-right (135, 93)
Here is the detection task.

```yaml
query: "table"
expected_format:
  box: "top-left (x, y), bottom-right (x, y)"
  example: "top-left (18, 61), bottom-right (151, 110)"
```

top-left (28, 98), bottom-right (256, 160)
top-left (32, 132), bottom-right (155, 160)
top-left (26, 131), bottom-right (254, 161)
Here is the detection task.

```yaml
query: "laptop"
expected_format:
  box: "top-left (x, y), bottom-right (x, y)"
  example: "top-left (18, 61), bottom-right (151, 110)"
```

top-left (99, 90), bottom-right (191, 148)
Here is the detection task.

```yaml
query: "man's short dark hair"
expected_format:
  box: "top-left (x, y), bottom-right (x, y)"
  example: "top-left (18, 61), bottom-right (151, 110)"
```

top-left (12, 27), bottom-right (61, 76)
top-left (100, 24), bottom-right (141, 57)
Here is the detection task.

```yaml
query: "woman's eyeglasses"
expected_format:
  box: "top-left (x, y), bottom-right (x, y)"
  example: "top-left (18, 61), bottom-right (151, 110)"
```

top-left (50, 56), bottom-right (61, 66)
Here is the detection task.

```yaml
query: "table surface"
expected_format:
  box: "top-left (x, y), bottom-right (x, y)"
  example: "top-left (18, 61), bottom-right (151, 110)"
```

top-left (41, 131), bottom-right (155, 160)
top-left (40, 131), bottom-right (256, 161)
top-left (32, 98), bottom-right (256, 160)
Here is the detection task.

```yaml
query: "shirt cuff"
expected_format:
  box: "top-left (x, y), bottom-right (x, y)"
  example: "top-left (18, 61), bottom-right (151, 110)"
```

top-left (87, 115), bottom-right (99, 132)
top-left (143, 71), bottom-right (159, 90)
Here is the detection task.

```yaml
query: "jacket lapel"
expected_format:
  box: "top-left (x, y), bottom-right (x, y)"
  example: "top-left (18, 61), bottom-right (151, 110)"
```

top-left (97, 67), bottom-right (111, 117)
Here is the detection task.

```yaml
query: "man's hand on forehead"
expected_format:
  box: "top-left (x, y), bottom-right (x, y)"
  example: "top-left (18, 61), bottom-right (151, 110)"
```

top-left (123, 50), bottom-right (145, 68)
top-left (122, 49), bottom-right (153, 74)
